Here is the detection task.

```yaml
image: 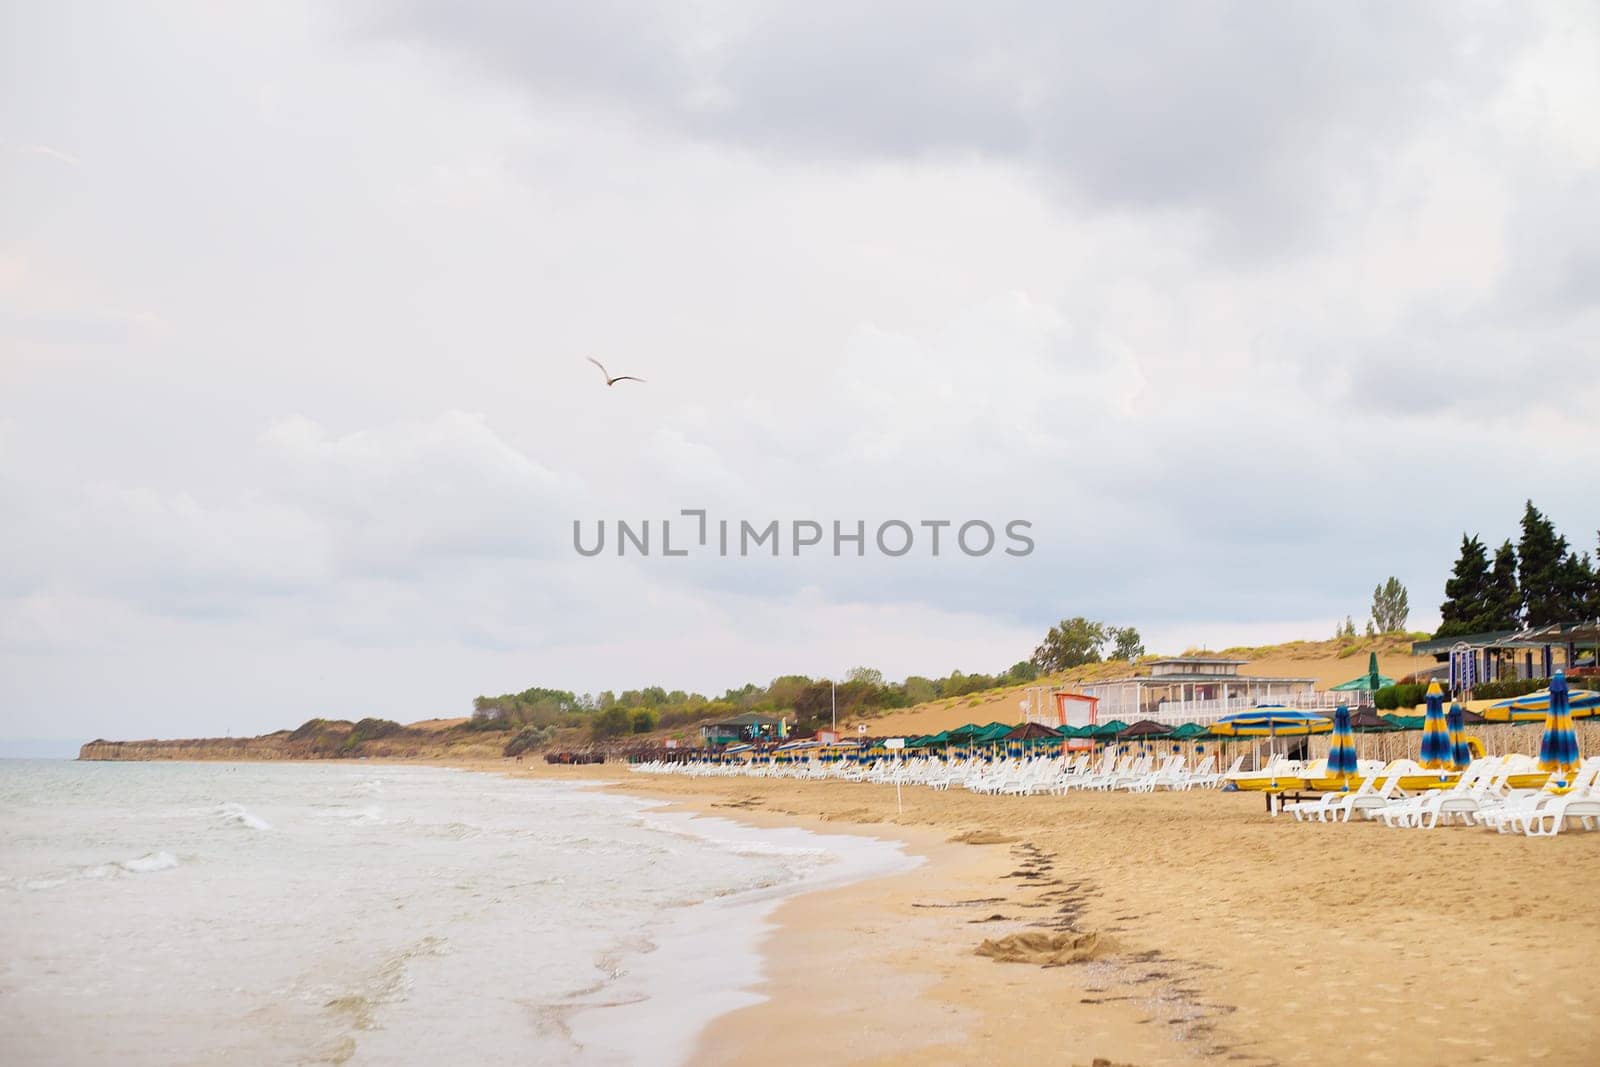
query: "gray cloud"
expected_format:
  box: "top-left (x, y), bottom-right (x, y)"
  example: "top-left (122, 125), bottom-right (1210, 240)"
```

top-left (366, 1), bottom-right (1523, 253)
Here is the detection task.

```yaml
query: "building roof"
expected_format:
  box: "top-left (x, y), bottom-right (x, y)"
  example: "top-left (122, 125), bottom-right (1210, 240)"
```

top-left (1078, 672), bottom-right (1318, 687)
top-left (702, 712), bottom-right (783, 728)
top-left (1410, 630), bottom-right (1520, 656)
top-left (1148, 656), bottom-right (1249, 667)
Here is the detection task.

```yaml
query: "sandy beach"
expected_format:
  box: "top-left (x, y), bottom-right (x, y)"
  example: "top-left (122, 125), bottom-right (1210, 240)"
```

top-left (502, 761), bottom-right (1599, 1067)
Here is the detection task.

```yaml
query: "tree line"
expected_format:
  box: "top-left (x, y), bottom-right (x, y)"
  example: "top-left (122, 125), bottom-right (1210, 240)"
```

top-left (1436, 501), bottom-right (1600, 637)
top-left (472, 618), bottom-right (1149, 741)
top-left (471, 661), bottom-right (1049, 741)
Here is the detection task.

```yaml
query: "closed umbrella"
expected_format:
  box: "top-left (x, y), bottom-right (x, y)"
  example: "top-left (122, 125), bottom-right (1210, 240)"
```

top-left (1327, 704), bottom-right (1358, 789)
top-left (1418, 682), bottom-right (1452, 772)
top-left (1446, 703), bottom-right (1472, 772)
top-left (1538, 671), bottom-right (1581, 788)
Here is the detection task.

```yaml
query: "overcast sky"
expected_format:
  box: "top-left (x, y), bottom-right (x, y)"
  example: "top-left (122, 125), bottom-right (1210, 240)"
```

top-left (3, 1), bottom-right (1598, 750)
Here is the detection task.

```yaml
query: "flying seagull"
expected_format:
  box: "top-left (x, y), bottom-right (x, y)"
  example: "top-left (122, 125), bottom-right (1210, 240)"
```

top-left (587, 357), bottom-right (645, 387)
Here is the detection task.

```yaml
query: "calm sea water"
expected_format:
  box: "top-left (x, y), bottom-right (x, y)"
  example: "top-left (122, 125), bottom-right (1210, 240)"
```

top-left (0, 761), bottom-right (914, 1065)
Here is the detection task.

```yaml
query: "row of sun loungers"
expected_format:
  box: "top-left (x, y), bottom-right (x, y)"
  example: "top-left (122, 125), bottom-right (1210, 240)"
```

top-left (628, 748), bottom-right (1600, 837)
top-left (629, 751), bottom-right (1243, 796)
top-left (1282, 755), bottom-right (1600, 835)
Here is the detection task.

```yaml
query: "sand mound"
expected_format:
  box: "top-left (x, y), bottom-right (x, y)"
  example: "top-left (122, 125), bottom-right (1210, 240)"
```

top-left (950, 830), bottom-right (1020, 845)
top-left (975, 930), bottom-right (1116, 966)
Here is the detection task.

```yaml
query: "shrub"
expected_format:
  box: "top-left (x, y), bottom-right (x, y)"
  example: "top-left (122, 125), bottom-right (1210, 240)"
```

top-left (504, 725), bottom-right (554, 757)
top-left (590, 707), bottom-right (633, 740)
top-left (630, 708), bottom-right (659, 734)
top-left (290, 718), bottom-right (332, 741)
top-left (1473, 676), bottom-right (1598, 700)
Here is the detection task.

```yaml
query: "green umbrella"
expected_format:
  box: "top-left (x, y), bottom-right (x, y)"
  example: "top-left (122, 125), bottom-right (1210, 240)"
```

top-left (1329, 652), bottom-right (1396, 693)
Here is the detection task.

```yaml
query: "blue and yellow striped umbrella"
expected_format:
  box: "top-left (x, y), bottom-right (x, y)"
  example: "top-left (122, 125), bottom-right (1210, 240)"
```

top-left (1418, 681), bottom-right (1452, 771)
top-left (1327, 704), bottom-right (1358, 787)
top-left (1446, 703), bottom-right (1472, 772)
top-left (1208, 707), bottom-right (1332, 736)
top-left (1538, 671), bottom-right (1580, 784)
top-left (1484, 684), bottom-right (1600, 722)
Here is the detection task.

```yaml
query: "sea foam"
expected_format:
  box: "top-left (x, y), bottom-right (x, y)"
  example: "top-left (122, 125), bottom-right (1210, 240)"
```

top-left (217, 803), bottom-right (272, 831)
top-left (119, 851), bottom-right (180, 874)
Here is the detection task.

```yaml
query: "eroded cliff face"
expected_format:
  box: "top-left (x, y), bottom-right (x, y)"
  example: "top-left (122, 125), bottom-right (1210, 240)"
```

top-left (76, 730), bottom-right (506, 761)
top-left (79, 737), bottom-right (319, 760)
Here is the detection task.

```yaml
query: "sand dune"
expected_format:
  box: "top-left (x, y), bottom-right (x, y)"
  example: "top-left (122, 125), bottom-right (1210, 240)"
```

top-left (865, 637), bottom-right (1430, 737)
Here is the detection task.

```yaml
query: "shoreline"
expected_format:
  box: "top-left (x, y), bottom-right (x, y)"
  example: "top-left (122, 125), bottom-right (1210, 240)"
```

top-left (39, 756), bottom-right (1600, 1064)
top-left (512, 760), bottom-right (1600, 1067)
top-left (564, 797), bottom-right (925, 1066)
top-left (505, 763), bottom-right (1207, 1066)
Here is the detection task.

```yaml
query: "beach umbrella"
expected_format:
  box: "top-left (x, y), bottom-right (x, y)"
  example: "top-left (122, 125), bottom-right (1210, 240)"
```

top-left (1208, 707), bottom-right (1332, 736)
top-left (1327, 704), bottom-right (1358, 788)
top-left (1446, 703), bottom-right (1473, 772)
top-left (1116, 720), bottom-right (1171, 757)
top-left (1537, 671), bottom-right (1581, 786)
top-left (1210, 707), bottom-right (1331, 784)
top-left (1116, 720), bottom-right (1172, 750)
top-left (1348, 708), bottom-right (1401, 733)
top-left (1418, 682), bottom-right (1453, 772)
top-left (1484, 684), bottom-right (1600, 722)
top-left (1329, 652), bottom-right (1396, 696)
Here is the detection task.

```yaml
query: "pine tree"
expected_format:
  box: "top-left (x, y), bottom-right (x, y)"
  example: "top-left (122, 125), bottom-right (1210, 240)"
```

top-left (1517, 501), bottom-right (1569, 627)
top-left (1436, 535), bottom-right (1491, 637)
top-left (1591, 533), bottom-right (1600, 617)
top-left (1486, 540), bottom-right (1522, 630)
top-left (1559, 551), bottom-right (1596, 620)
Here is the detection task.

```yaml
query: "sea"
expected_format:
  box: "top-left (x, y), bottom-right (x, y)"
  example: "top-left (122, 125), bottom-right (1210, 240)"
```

top-left (0, 760), bottom-right (917, 1065)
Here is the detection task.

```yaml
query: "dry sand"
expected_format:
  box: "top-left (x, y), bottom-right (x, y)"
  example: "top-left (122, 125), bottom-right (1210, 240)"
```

top-left (495, 761), bottom-right (1598, 1067)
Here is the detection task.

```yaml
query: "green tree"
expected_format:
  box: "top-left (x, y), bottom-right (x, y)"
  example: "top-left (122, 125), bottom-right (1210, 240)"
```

top-left (1518, 501), bottom-right (1569, 627)
top-left (1002, 661), bottom-right (1039, 684)
top-left (1589, 533), bottom-right (1600, 616)
top-left (1031, 617), bottom-right (1108, 672)
top-left (590, 706), bottom-right (633, 740)
top-left (1370, 577), bottom-right (1409, 633)
top-left (1436, 535), bottom-right (1491, 638)
top-left (1559, 551), bottom-right (1596, 619)
top-left (1486, 540), bottom-right (1522, 630)
top-left (1108, 626), bottom-right (1145, 662)
top-left (629, 707), bottom-right (659, 734)
top-left (902, 676), bottom-right (938, 704)
top-left (845, 666), bottom-right (885, 687)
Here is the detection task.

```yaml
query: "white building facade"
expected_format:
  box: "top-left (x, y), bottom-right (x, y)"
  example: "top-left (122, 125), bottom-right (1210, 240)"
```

top-left (1072, 657), bottom-right (1331, 725)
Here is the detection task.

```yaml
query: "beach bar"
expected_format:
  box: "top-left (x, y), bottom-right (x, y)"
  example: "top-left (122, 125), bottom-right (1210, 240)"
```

top-left (699, 713), bottom-right (785, 745)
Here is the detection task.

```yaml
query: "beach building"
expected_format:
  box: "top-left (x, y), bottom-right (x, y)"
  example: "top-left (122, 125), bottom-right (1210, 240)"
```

top-left (1070, 657), bottom-right (1327, 726)
top-left (699, 712), bottom-right (785, 745)
top-left (1411, 619), bottom-right (1600, 694)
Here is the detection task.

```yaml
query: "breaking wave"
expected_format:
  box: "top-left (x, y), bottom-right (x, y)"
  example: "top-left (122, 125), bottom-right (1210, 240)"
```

top-left (217, 803), bottom-right (272, 831)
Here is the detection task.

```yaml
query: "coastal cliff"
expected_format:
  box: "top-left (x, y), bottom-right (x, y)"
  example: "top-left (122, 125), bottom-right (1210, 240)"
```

top-left (77, 718), bottom-right (507, 762)
top-left (80, 737), bottom-right (324, 761)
